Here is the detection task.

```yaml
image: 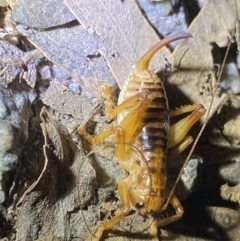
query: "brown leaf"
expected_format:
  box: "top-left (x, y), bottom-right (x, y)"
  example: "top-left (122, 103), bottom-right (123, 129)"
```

top-left (23, 22), bottom-right (116, 98)
top-left (17, 106), bottom-right (75, 205)
top-left (65, 0), bottom-right (173, 88)
top-left (174, 0), bottom-right (238, 70)
top-left (40, 106), bottom-right (76, 163)
top-left (12, 0), bottom-right (75, 28)
top-left (16, 107), bottom-right (97, 240)
top-left (171, 0), bottom-right (239, 122)
top-left (41, 79), bottom-right (97, 123)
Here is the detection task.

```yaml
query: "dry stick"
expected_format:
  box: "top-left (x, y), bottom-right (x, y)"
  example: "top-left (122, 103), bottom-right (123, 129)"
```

top-left (163, 40), bottom-right (232, 210)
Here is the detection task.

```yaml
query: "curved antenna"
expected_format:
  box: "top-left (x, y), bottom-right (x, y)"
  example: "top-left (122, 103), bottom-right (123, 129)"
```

top-left (78, 142), bottom-right (151, 237)
top-left (136, 32), bottom-right (192, 71)
top-left (163, 39), bottom-right (232, 210)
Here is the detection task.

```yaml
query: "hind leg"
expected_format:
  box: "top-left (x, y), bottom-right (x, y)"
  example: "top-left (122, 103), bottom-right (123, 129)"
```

top-left (167, 104), bottom-right (205, 162)
top-left (93, 179), bottom-right (131, 241)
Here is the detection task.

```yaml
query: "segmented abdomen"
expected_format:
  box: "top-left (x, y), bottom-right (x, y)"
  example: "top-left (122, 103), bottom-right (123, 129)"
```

top-left (118, 69), bottom-right (169, 190)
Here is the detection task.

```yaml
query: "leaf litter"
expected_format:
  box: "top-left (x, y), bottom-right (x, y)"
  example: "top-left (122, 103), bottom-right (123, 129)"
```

top-left (1, 0), bottom-right (240, 240)
top-left (16, 107), bottom-right (97, 241)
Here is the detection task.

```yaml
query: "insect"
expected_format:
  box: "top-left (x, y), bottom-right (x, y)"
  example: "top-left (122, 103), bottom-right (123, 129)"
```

top-left (79, 33), bottom-right (206, 240)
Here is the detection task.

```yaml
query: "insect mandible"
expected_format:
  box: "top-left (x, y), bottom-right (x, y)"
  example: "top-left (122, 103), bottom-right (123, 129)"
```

top-left (79, 32), bottom-right (206, 240)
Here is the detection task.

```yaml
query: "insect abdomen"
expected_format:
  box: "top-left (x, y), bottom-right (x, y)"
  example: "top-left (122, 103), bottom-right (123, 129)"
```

top-left (119, 70), bottom-right (169, 189)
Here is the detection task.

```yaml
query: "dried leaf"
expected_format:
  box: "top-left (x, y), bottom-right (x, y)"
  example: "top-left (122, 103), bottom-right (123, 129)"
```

top-left (40, 106), bottom-right (76, 162)
top-left (16, 107), bottom-right (97, 240)
top-left (171, 0), bottom-right (239, 122)
top-left (205, 94), bottom-right (240, 148)
top-left (174, 0), bottom-right (238, 69)
top-left (41, 80), bottom-right (97, 122)
top-left (12, 0), bottom-right (186, 96)
top-left (12, 0), bottom-right (75, 28)
top-left (17, 106), bottom-right (75, 205)
top-left (21, 22), bottom-right (116, 98)
top-left (65, 0), bottom-right (173, 88)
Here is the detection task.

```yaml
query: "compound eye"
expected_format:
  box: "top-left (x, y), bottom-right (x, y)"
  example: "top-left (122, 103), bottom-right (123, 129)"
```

top-left (136, 202), bottom-right (144, 209)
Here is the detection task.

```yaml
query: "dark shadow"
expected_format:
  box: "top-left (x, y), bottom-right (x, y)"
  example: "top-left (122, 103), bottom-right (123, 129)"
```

top-left (0, 211), bottom-right (13, 238)
top-left (163, 205), bottom-right (230, 241)
top-left (182, 0), bottom-right (201, 23)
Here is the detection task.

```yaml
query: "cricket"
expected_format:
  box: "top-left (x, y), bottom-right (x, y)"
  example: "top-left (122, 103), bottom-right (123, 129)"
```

top-left (78, 33), bottom-right (209, 240)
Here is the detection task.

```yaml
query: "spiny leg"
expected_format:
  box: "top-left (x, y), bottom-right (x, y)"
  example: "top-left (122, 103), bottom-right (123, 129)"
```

top-left (161, 188), bottom-right (184, 223)
top-left (93, 180), bottom-right (131, 241)
top-left (169, 104), bottom-right (204, 118)
top-left (168, 104), bottom-right (205, 149)
top-left (101, 84), bottom-right (115, 118)
top-left (149, 188), bottom-right (184, 240)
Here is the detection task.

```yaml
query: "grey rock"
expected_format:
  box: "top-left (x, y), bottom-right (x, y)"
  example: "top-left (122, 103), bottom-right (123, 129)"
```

top-left (0, 82), bottom-right (36, 203)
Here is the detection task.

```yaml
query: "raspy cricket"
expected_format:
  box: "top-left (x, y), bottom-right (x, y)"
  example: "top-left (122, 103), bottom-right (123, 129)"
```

top-left (78, 33), bottom-right (207, 240)
top-left (1, 1), bottom-right (238, 241)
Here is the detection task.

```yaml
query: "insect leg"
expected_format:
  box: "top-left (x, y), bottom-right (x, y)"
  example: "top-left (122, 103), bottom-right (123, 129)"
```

top-left (80, 88), bottom-right (154, 162)
top-left (162, 187), bottom-right (184, 222)
top-left (169, 104), bottom-right (204, 118)
top-left (168, 104), bottom-right (206, 148)
top-left (94, 179), bottom-right (131, 241)
top-left (78, 125), bottom-right (117, 144)
top-left (167, 136), bottom-right (193, 162)
top-left (118, 91), bottom-right (154, 141)
top-left (149, 188), bottom-right (183, 240)
top-left (115, 90), bottom-right (154, 162)
top-left (79, 85), bottom-right (153, 142)
top-left (102, 84), bottom-right (153, 119)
